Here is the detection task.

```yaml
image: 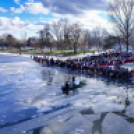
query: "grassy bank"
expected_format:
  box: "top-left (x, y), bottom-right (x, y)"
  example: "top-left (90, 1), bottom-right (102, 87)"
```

top-left (22, 49), bottom-right (98, 56)
top-left (0, 48), bottom-right (98, 56)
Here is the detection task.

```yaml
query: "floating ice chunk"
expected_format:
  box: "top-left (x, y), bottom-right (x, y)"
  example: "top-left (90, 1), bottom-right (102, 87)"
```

top-left (102, 113), bottom-right (134, 134)
top-left (0, 107), bottom-right (78, 134)
top-left (92, 101), bottom-right (125, 113)
top-left (84, 114), bottom-right (100, 122)
top-left (40, 121), bottom-right (64, 134)
top-left (125, 103), bottom-right (134, 118)
top-left (37, 106), bottom-right (52, 113)
top-left (91, 95), bottom-right (106, 103)
top-left (94, 132), bottom-right (99, 134)
top-left (55, 113), bottom-right (93, 134)
top-left (17, 130), bottom-right (32, 134)
top-left (107, 96), bottom-right (118, 103)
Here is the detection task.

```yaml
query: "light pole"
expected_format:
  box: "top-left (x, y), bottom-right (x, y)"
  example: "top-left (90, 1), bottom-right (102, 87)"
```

top-left (98, 38), bottom-right (100, 54)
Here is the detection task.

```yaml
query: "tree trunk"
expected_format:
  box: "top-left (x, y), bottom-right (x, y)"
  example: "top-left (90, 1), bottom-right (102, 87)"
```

top-left (19, 48), bottom-right (21, 54)
top-left (119, 38), bottom-right (121, 53)
top-left (98, 41), bottom-right (100, 53)
top-left (127, 41), bottom-right (129, 52)
top-left (74, 42), bottom-right (77, 53)
top-left (42, 48), bottom-right (43, 54)
top-left (50, 46), bottom-right (52, 53)
top-left (88, 43), bottom-right (90, 49)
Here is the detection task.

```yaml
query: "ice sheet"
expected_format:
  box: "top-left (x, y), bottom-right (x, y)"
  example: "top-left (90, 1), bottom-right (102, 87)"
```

top-left (0, 107), bottom-right (78, 134)
top-left (92, 101), bottom-right (125, 113)
top-left (55, 113), bottom-right (93, 134)
top-left (94, 132), bottom-right (100, 134)
top-left (102, 113), bottom-right (134, 134)
top-left (84, 114), bottom-right (100, 122)
top-left (39, 121), bottom-right (65, 134)
top-left (125, 103), bottom-right (134, 118)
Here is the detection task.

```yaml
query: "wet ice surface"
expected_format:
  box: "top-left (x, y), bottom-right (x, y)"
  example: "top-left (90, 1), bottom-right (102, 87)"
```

top-left (125, 103), bottom-right (134, 118)
top-left (102, 113), bottom-right (134, 134)
top-left (84, 114), bottom-right (100, 122)
top-left (0, 54), bottom-right (134, 134)
top-left (55, 113), bottom-right (93, 134)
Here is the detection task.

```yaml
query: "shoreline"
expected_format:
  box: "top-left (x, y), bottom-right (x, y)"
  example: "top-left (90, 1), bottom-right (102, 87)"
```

top-left (0, 52), bottom-right (99, 61)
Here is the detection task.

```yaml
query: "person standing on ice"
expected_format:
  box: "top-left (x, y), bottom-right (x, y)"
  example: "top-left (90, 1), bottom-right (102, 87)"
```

top-left (74, 77), bottom-right (80, 85)
top-left (72, 76), bottom-right (80, 85)
top-left (72, 76), bottom-right (75, 85)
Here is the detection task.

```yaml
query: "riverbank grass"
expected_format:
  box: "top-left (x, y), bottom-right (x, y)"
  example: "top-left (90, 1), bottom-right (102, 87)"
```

top-left (0, 48), bottom-right (98, 56)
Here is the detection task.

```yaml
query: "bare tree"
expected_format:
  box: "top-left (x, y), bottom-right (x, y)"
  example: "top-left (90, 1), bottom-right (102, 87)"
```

top-left (92, 25), bottom-right (108, 40)
top-left (47, 34), bottom-right (54, 52)
top-left (37, 24), bottom-right (51, 53)
top-left (38, 30), bottom-right (44, 53)
top-left (6, 34), bottom-right (16, 48)
top-left (79, 29), bottom-right (90, 52)
top-left (15, 41), bottom-right (23, 52)
top-left (63, 18), bottom-right (72, 50)
top-left (103, 35), bottom-right (119, 49)
top-left (0, 34), bottom-right (7, 48)
top-left (91, 26), bottom-right (108, 51)
top-left (51, 20), bottom-right (63, 49)
top-left (69, 23), bottom-right (82, 53)
top-left (21, 32), bottom-right (27, 47)
top-left (0, 38), bottom-right (4, 47)
top-left (108, 0), bottom-right (134, 52)
top-left (45, 25), bottom-right (54, 52)
top-left (52, 18), bottom-right (72, 52)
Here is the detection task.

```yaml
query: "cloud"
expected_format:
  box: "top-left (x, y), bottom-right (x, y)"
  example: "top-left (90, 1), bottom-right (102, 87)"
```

top-left (22, 3), bottom-right (49, 14)
top-left (40, 0), bottom-right (108, 14)
top-left (11, 0), bottom-right (109, 15)
top-left (0, 0), bottom-right (112, 38)
top-left (0, 6), bottom-right (23, 14)
top-left (0, 17), bottom-right (51, 38)
top-left (52, 10), bottom-right (111, 31)
top-left (9, 2), bottom-right (49, 14)
top-left (0, 17), bottom-right (26, 30)
top-left (27, 0), bottom-right (34, 2)
top-left (14, 0), bottom-right (20, 4)
top-left (38, 0), bottom-right (110, 30)
top-left (10, 7), bottom-right (23, 14)
top-left (0, 7), bottom-right (8, 13)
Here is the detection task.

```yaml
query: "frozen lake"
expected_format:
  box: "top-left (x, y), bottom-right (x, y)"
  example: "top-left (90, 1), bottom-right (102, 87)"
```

top-left (0, 54), bottom-right (134, 134)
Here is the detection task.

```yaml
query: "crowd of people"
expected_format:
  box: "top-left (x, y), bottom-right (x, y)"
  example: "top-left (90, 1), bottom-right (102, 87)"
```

top-left (32, 52), bottom-right (134, 84)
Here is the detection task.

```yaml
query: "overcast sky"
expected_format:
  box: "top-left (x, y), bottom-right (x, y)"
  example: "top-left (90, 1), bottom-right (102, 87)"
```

top-left (0, 0), bottom-right (111, 39)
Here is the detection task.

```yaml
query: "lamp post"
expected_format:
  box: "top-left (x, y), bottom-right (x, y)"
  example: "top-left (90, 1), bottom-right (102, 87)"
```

top-left (98, 38), bottom-right (100, 54)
